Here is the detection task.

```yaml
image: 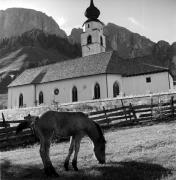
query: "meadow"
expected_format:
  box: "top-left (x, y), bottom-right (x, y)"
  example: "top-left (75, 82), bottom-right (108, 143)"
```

top-left (1, 121), bottom-right (176, 180)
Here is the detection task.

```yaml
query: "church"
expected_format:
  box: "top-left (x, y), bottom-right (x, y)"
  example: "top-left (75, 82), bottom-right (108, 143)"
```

top-left (8, 0), bottom-right (173, 109)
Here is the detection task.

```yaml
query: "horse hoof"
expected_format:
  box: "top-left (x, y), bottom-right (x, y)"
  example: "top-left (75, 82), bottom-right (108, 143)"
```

top-left (45, 171), bottom-right (59, 177)
top-left (44, 167), bottom-right (59, 177)
top-left (51, 172), bottom-right (59, 178)
top-left (72, 161), bottom-right (78, 171)
top-left (64, 161), bottom-right (69, 171)
top-left (74, 167), bottom-right (79, 171)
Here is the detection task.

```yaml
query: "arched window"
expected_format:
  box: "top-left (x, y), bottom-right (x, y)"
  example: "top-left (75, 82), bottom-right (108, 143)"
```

top-left (113, 82), bottom-right (120, 97)
top-left (94, 83), bottom-right (100, 99)
top-left (87, 35), bottom-right (92, 44)
top-left (87, 24), bottom-right (90, 28)
top-left (39, 91), bottom-right (44, 105)
top-left (19, 93), bottom-right (23, 108)
top-left (100, 36), bottom-right (103, 46)
top-left (72, 86), bottom-right (78, 102)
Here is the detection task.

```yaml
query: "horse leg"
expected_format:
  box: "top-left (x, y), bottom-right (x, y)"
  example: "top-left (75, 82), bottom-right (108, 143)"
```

top-left (39, 130), bottom-right (59, 177)
top-left (64, 136), bottom-right (75, 171)
top-left (72, 135), bottom-right (82, 171)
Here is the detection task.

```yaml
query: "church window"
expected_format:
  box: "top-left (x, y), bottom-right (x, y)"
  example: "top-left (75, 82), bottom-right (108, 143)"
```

top-left (72, 86), bottom-right (78, 102)
top-left (146, 77), bottom-right (151, 83)
top-left (113, 82), bottom-right (120, 97)
top-left (87, 35), bottom-right (92, 44)
top-left (94, 83), bottom-right (100, 99)
top-left (39, 91), bottom-right (44, 104)
top-left (19, 93), bottom-right (23, 108)
top-left (100, 36), bottom-right (103, 46)
top-left (87, 24), bottom-right (90, 28)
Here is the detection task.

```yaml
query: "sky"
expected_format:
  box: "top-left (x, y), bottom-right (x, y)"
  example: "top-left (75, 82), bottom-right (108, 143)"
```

top-left (0, 0), bottom-right (175, 44)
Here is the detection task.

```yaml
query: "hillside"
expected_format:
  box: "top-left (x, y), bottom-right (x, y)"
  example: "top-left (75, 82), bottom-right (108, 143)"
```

top-left (1, 121), bottom-right (176, 179)
top-left (0, 29), bottom-right (81, 94)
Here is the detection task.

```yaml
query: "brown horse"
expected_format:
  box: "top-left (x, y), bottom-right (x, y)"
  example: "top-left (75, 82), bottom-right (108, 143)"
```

top-left (16, 110), bottom-right (106, 177)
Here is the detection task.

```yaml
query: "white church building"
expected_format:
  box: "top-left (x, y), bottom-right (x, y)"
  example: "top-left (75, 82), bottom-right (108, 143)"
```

top-left (8, 0), bottom-right (173, 109)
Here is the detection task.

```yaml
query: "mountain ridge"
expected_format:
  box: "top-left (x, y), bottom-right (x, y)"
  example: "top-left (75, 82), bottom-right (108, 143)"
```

top-left (0, 8), bottom-right (67, 39)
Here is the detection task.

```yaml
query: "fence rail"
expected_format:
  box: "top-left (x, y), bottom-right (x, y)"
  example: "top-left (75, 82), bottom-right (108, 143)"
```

top-left (0, 96), bottom-right (176, 150)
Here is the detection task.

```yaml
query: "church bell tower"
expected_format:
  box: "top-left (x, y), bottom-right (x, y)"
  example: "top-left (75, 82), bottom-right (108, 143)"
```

top-left (81, 0), bottom-right (106, 57)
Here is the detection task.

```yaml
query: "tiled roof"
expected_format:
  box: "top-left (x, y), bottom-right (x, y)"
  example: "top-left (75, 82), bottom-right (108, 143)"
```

top-left (8, 51), bottom-right (113, 87)
top-left (8, 51), bottom-right (169, 87)
top-left (106, 53), bottom-right (168, 77)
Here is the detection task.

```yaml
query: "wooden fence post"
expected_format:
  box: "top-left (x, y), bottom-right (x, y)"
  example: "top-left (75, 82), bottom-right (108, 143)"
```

top-left (103, 107), bottom-right (109, 127)
top-left (2, 112), bottom-right (11, 140)
top-left (121, 99), bottom-right (128, 121)
top-left (170, 96), bottom-right (174, 119)
top-left (2, 113), bottom-right (8, 128)
top-left (128, 107), bottom-right (132, 121)
top-left (151, 96), bottom-right (153, 121)
top-left (129, 103), bottom-right (138, 122)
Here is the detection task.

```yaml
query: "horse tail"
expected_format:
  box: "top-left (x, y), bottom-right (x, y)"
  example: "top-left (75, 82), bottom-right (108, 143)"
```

top-left (16, 121), bottom-right (32, 134)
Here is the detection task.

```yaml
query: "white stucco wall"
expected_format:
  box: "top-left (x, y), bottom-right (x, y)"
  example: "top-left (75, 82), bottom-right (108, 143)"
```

top-left (84, 21), bottom-right (103, 32)
top-left (81, 21), bottom-right (106, 57)
top-left (8, 74), bottom-right (108, 108)
top-left (82, 43), bottom-right (106, 57)
top-left (106, 72), bottom-right (173, 98)
top-left (8, 84), bottom-right (35, 108)
top-left (35, 74), bottom-right (107, 106)
top-left (8, 71), bottom-right (173, 109)
top-left (169, 74), bottom-right (174, 89)
top-left (123, 72), bottom-right (172, 96)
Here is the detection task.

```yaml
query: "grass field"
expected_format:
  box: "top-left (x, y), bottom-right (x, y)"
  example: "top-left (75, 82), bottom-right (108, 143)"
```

top-left (1, 121), bottom-right (176, 180)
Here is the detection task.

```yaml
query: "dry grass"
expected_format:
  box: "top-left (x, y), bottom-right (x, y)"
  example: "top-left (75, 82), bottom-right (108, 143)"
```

top-left (1, 121), bottom-right (176, 180)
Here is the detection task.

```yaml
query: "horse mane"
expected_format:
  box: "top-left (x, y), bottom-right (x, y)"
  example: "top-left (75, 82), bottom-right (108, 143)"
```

top-left (93, 122), bottom-right (106, 143)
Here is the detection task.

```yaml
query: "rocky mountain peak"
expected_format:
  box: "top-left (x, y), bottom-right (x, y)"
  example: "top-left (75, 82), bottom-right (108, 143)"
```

top-left (0, 8), bottom-right (67, 39)
top-left (104, 23), bottom-right (155, 58)
top-left (69, 28), bottom-right (83, 44)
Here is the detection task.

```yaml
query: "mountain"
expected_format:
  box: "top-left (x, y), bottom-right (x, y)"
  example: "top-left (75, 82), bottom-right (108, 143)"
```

top-left (0, 8), bottom-right (67, 39)
top-left (0, 29), bottom-right (81, 94)
top-left (0, 46), bottom-right (65, 94)
top-left (69, 28), bottom-right (83, 44)
top-left (104, 23), bottom-right (155, 58)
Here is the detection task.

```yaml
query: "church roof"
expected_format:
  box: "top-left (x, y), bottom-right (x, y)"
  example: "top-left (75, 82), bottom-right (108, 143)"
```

top-left (8, 51), bottom-right (169, 88)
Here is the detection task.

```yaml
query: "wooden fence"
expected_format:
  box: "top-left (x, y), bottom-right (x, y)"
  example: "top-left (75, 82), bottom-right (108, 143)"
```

top-left (89, 96), bottom-right (176, 127)
top-left (0, 96), bottom-right (176, 150)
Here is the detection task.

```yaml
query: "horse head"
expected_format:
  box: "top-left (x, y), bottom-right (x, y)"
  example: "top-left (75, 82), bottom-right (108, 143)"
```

top-left (24, 114), bottom-right (39, 123)
top-left (94, 137), bottom-right (106, 164)
top-left (93, 122), bottom-right (106, 164)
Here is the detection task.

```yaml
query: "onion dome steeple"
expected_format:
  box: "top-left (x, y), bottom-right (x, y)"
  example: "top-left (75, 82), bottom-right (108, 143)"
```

top-left (85, 0), bottom-right (100, 20)
top-left (81, 0), bottom-right (106, 57)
